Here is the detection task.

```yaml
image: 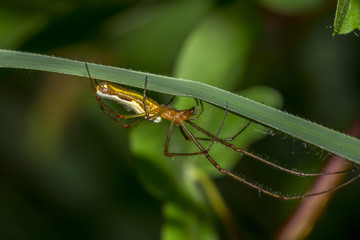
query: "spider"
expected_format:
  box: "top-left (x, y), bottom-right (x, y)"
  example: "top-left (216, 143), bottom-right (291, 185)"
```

top-left (85, 63), bottom-right (358, 200)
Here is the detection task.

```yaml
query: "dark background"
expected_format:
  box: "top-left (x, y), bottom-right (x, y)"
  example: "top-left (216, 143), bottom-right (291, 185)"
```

top-left (0, 0), bottom-right (359, 239)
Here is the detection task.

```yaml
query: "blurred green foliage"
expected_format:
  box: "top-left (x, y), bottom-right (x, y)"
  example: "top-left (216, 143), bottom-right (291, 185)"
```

top-left (0, 0), bottom-right (359, 239)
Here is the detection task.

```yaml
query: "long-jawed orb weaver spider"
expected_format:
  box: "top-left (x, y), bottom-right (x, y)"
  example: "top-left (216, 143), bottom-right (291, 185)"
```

top-left (85, 63), bottom-right (359, 200)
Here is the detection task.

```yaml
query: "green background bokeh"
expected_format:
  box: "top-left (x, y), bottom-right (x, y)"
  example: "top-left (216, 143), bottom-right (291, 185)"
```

top-left (0, 0), bottom-right (359, 239)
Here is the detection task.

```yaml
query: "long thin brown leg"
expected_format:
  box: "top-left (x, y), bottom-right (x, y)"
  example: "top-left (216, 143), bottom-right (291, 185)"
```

top-left (186, 120), bottom-right (352, 177)
top-left (205, 101), bottom-right (230, 152)
top-left (178, 121), bottom-right (360, 200)
top-left (190, 100), bottom-right (204, 121)
top-left (179, 126), bottom-right (211, 141)
top-left (179, 122), bottom-right (250, 142)
top-left (164, 119), bottom-right (206, 157)
top-left (176, 101), bottom-right (351, 177)
top-left (181, 101), bottom-right (250, 142)
top-left (100, 107), bottom-right (144, 128)
top-left (171, 103), bottom-right (351, 177)
top-left (143, 76), bottom-right (150, 120)
top-left (164, 102), bottom-right (224, 157)
top-left (85, 62), bottom-right (98, 96)
top-left (222, 121), bottom-right (251, 142)
top-left (186, 120), bottom-right (250, 142)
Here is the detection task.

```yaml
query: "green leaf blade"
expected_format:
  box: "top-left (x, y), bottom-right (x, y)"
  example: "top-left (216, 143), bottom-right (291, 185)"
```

top-left (334, 0), bottom-right (360, 36)
top-left (0, 49), bottom-right (360, 164)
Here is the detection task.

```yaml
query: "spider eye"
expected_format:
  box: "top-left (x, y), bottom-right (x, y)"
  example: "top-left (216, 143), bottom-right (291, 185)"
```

top-left (98, 82), bottom-right (109, 92)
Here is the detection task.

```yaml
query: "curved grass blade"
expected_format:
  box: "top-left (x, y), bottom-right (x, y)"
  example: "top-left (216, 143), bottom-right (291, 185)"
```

top-left (0, 49), bottom-right (359, 164)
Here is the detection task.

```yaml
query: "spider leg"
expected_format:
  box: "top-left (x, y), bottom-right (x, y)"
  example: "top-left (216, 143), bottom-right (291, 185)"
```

top-left (179, 121), bottom-right (360, 200)
top-left (143, 76), bottom-right (150, 120)
top-left (165, 103), bottom-right (228, 156)
top-left (100, 106), bottom-right (144, 128)
top-left (164, 119), bottom-right (206, 157)
top-left (189, 99), bottom-right (204, 121)
top-left (186, 120), bottom-right (352, 177)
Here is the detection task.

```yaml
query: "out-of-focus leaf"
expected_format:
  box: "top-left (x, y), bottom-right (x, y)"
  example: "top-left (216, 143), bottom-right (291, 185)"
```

top-left (173, 1), bottom-right (276, 176)
top-left (162, 202), bottom-right (217, 240)
top-left (0, 7), bottom-right (46, 48)
top-left (259, 0), bottom-right (327, 14)
top-left (105, 0), bottom-right (212, 72)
